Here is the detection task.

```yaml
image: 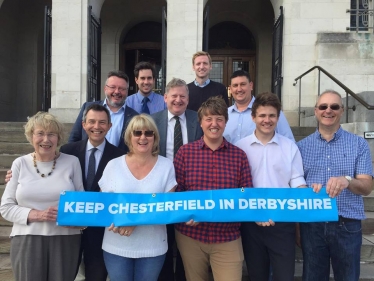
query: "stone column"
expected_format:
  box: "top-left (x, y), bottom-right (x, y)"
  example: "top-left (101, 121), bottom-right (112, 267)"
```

top-left (49, 0), bottom-right (89, 123)
top-left (166, 0), bottom-right (207, 83)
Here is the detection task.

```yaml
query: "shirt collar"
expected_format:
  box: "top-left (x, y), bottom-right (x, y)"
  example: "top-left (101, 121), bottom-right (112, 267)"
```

top-left (249, 131), bottom-right (279, 145)
top-left (167, 110), bottom-right (186, 122)
top-left (86, 139), bottom-right (106, 152)
top-left (198, 137), bottom-right (229, 151)
top-left (137, 91), bottom-right (155, 102)
top-left (103, 99), bottom-right (126, 112)
top-left (194, 79), bottom-right (211, 88)
top-left (230, 96), bottom-right (255, 113)
top-left (315, 126), bottom-right (343, 142)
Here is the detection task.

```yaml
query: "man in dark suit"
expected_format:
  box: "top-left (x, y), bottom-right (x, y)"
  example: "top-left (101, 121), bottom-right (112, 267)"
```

top-left (68, 70), bottom-right (138, 152)
top-left (152, 78), bottom-right (203, 281)
top-left (60, 104), bottom-right (125, 281)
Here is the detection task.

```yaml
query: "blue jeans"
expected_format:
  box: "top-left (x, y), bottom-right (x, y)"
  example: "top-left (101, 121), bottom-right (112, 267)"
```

top-left (103, 250), bottom-right (166, 281)
top-left (300, 220), bottom-right (362, 281)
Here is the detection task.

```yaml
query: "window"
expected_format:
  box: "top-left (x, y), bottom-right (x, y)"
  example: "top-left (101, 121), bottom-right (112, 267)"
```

top-left (347, 0), bottom-right (373, 32)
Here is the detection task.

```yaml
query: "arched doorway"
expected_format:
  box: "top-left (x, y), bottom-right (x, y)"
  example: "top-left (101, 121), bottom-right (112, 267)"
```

top-left (120, 21), bottom-right (163, 96)
top-left (209, 21), bottom-right (256, 87)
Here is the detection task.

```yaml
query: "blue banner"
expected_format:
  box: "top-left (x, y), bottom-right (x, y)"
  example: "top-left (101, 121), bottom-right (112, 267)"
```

top-left (57, 188), bottom-right (338, 227)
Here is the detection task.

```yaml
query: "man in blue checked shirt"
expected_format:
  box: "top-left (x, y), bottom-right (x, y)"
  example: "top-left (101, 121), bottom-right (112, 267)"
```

top-left (297, 89), bottom-right (373, 281)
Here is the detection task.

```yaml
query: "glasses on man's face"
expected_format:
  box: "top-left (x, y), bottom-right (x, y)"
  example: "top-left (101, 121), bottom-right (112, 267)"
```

top-left (133, 130), bottom-right (155, 137)
top-left (316, 104), bottom-right (342, 111)
top-left (106, 85), bottom-right (128, 93)
top-left (33, 132), bottom-right (58, 139)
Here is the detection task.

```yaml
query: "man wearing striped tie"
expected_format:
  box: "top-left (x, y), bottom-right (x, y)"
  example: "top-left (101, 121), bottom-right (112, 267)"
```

top-left (152, 78), bottom-right (203, 281)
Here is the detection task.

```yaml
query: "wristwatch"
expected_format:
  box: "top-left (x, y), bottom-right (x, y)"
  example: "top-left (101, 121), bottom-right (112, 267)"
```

top-left (344, 176), bottom-right (352, 184)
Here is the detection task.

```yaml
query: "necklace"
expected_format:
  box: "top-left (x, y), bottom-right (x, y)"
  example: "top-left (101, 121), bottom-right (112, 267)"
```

top-left (33, 152), bottom-right (57, 177)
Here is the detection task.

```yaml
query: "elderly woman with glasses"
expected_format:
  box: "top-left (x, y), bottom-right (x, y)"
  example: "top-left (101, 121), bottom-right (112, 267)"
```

top-left (0, 112), bottom-right (84, 281)
top-left (98, 114), bottom-right (177, 281)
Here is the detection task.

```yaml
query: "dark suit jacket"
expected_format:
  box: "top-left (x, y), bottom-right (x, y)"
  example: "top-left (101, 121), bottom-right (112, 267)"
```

top-left (60, 139), bottom-right (125, 192)
top-left (68, 100), bottom-right (138, 152)
top-left (151, 109), bottom-right (203, 157)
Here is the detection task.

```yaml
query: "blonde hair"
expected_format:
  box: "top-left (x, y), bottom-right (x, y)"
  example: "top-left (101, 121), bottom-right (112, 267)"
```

top-left (24, 111), bottom-right (65, 146)
top-left (192, 51), bottom-right (212, 65)
top-left (124, 114), bottom-right (160, 156)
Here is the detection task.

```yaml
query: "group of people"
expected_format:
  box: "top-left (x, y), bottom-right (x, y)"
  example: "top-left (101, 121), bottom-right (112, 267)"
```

top-left (0, 50), bottom-right (372, 281)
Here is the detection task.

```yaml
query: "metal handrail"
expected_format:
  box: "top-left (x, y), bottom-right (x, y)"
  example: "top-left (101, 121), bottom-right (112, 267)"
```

top-left (293, 65), bottom-right (374, 126)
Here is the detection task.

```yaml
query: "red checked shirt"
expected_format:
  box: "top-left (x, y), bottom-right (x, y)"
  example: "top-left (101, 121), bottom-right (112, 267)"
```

top-left (174, 137), bottom-right (253, 244)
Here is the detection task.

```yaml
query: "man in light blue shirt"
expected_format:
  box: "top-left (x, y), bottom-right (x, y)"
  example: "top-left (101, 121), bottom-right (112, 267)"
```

top-left (125, 61), bottom-right (166, 114)
top-left (69, 71), bottom-right (138, 152)
top-left (223, 70), bottom-right (294, 144)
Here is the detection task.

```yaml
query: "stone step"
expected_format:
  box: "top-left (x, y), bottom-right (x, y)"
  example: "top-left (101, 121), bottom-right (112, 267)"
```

top-left (0, 144), bottom-right (33, 155)
top-left (0, 132), bottom-right (27, 143)
top-left (0, 155), bottom-right (21, 169)
top-left (291, 126), bottom-right (316, 142)
top-left (363, 211), bottom-right (374, 235)
top-left (365, 191), bottom-right (374, 212)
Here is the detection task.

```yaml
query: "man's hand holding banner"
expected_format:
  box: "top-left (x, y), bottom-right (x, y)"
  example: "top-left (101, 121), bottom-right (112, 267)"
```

top-left (57, 187), bottom-right (338, 227)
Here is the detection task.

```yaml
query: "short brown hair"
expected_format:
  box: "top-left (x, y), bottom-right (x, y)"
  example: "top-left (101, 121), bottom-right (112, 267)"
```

top-left (251, 92), bottom-right (281, 117)
top-left (24, 111), bottom-right (65, 146)
top-left (134, 62), bottom-right (156, 79)
top-left (106, 70), bottom-right (129, 84)
top-left (165, 78), bottom-right (189, 95)
top-left (124, 114), bottom-right (160, 156)
top-left (198, 96), bottom-right (228, 123)
top-left (192, 51), bottom-right (212, 65)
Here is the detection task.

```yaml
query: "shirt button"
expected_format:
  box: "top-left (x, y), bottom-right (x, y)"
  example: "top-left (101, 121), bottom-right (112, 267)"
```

top-left (328, 168), bottom-right (330, 171)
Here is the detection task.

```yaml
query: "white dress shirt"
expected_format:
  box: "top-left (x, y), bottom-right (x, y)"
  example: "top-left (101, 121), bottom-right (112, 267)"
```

top-left (235, 132), bottom-right (306, 188)
top-left (85, 139), bottom-right (106, 177)
top-left (166, 111), bottom-right (188, 161)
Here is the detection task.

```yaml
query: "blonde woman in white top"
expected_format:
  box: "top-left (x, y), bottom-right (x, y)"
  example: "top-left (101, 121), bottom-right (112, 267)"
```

top-left (99, 114), bottom-right (176, 281)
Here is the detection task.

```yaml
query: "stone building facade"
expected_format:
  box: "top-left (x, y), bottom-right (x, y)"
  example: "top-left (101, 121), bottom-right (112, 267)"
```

top-left (0, 0), bottom-right (373, 125)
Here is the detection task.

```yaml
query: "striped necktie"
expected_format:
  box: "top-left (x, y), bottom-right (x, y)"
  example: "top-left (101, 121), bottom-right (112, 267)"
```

top-left (174, 116), bottom-right (183, 157)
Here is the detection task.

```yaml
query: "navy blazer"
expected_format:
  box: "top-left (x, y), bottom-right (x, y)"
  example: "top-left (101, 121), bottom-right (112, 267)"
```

top-left (68, 100), bottom-right (138, 153)
top-left (59, 139), bottom-right (125, 192)
top-left (151, 109), bottom-right (203, 157)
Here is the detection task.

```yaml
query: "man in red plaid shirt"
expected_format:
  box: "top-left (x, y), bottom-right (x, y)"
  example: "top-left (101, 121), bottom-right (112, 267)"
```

top-left (174, 96), bottom-right (253, 281)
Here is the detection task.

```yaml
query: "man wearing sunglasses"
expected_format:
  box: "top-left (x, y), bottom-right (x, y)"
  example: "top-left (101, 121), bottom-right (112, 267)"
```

top-left (69, 70), bottom-right (138, 153)
top-left (224, 70), bottom-right (294, 144)
top-left (297, 90), bottom-right (373, 280)
top-left (152, 78), bottom-right (203, 281)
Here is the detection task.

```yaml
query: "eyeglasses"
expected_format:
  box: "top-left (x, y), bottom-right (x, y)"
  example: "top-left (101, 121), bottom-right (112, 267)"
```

top-left (316, 104), bottom-right (343, 111)
top-left (133, 130), bottom-right (155, 137)
top-left (105, 85), bottom-right (128, 93)
top-left (33, 132), bottom-right (58, 139)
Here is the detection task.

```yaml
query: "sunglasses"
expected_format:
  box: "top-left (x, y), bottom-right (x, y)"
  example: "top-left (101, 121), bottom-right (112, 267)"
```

top-left (133, 130), bottom-right (154, 137)
top-left (316, 104), bottom-right (342, 111)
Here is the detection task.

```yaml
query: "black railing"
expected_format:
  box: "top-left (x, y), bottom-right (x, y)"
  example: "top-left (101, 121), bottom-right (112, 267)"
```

top-left (293, 66), bottom-right (374, 126)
